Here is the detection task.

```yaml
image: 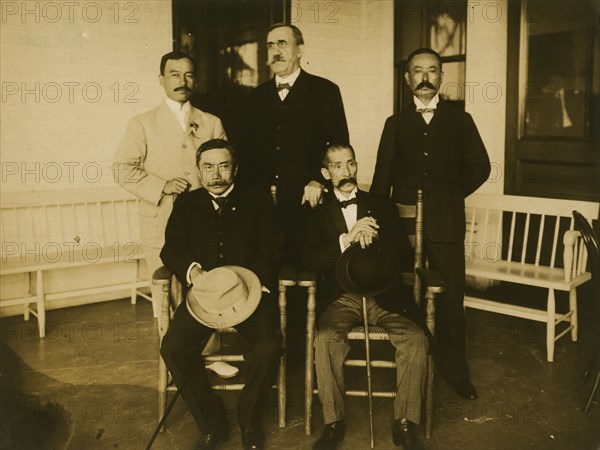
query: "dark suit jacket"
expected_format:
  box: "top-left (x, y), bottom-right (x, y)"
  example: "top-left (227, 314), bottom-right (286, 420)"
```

top-left (160, 185), bottom-right (283, 293)
top-left (370, 101), bottom-right (490, 242)
top-left (302, 190), bottom-right (423, 324)
top-left (242, 70), bottom-right (349, 212)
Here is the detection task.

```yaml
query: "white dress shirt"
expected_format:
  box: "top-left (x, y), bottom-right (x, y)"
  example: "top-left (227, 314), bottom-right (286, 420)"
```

top-left (335, 187), bottom-right (358, 252)
top-left (413, 93), bottom-right (439, 125)
top-left (165, 96), bottom-right (192, 131)
top-left (275, 68), bottom-right (301, 101)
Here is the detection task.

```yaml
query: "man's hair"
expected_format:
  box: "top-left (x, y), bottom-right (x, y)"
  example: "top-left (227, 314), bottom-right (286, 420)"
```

top-left (268, 23), bottom-right (304, 45)
top-left (405, 48), bottom-right (442, 71)
top-left (321, 143), bottom-right (356, 167)
top-left (196, 139), bottom-right (237, 166)
top-left (160, 51), bottom-right (196, 75)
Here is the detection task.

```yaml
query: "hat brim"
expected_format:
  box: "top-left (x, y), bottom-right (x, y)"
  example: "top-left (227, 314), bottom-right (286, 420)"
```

top-left (186, 266), bottom-right (262, 329)
top-left (336, 241), bottom-right (400, 296)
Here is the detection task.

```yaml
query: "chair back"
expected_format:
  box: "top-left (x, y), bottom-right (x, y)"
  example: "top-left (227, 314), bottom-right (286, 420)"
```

top-left (396, 189), bottom-right (424, 306)
top-left (573, 210), bottom-right (599, 299)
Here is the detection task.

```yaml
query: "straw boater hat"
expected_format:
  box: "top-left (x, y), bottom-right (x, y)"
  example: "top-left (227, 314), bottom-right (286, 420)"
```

top-left (336, 241), bottom-right (400, 296)
top-left (186, 266), bottom-right (261, 329)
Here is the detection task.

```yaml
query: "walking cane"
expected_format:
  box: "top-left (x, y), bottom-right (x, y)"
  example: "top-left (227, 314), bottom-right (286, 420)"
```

top-left (146, 350), bottom-right (206, 450)
top-left (361, 295), bottom-right (375, 449)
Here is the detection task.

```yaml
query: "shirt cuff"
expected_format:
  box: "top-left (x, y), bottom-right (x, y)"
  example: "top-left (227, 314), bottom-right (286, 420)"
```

top-left (186, 262), bottom-right (202, 285)
top-left (339, 233), bottom-right (348, 253)
top-left (261, 286), bottom-right (270, 294)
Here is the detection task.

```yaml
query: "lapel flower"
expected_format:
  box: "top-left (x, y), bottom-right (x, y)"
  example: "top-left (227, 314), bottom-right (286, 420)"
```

top-left (189, 121), bottom-right (199, 137)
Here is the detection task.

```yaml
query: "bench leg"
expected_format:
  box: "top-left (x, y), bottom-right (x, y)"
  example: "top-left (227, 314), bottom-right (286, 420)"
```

top-left (546, 289), bottom-right (556, 362)
top-left (23, 273), bottom-right (31, 321)
top-left (36, 270), bottom-right (45, 338)
top-left (569, 289), bottom-right (578, 342)
top-left (130, 261), bottom-right (138, 305)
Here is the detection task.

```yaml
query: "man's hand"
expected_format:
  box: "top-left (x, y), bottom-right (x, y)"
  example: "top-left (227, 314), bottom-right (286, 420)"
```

top-left (301, 181), bottom-right (325, 208)
top-left (342, 216), bottom-right (379, 249)
top-left (163, 178), bottom-right (190, 195)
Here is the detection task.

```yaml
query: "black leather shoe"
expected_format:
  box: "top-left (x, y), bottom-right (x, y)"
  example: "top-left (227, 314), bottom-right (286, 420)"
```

top-left (392, 418), bottom-right (423, 450)
top-left (452, 379), bottom-right (478, 400)
top-left (312, 420), bottom-right (345, 450)
top-left (196, 422), bottom-right (229, 450)
top-left (240, 427), bottom-right (264, 450)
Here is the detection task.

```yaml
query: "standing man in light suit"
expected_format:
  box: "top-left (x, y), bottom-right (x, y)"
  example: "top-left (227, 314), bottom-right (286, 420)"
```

top-left (115, 51), bottom-right (236, 378)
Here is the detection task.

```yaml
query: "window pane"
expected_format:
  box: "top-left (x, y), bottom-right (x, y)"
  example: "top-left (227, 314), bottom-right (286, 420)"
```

top-left (439, 61), bottom-right (465, 101)
top-left (523, 1), bottom-right (596, 138)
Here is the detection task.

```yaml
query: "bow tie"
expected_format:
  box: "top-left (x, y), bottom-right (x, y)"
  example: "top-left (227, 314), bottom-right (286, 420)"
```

top-left (212, 196), bottom-right (228, 214)
top-left (339, 198), bottom-right (358, 209)
top-left (277, 82), bottom-right (292, 92)
top-left (416, 107), bottom-right (436, 114)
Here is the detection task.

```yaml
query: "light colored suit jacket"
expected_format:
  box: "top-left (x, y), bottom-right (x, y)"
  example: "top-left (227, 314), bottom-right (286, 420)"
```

top-left (115, 102), bottom-right (226, 248)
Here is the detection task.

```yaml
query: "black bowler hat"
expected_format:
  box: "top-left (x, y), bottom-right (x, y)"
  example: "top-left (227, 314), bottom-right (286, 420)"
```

top-left (336, 241), bottom-right (400, 296)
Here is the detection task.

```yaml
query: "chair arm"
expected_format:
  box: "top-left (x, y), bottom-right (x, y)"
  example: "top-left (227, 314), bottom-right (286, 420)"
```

top-left (153, 266), bottom-right (174, 285)
top-left (279, 265), bottom-right (298, 287)
top-left (416, 268), bottom-right (445, 294)
top-left (297, 269), bottom-right (317, 287)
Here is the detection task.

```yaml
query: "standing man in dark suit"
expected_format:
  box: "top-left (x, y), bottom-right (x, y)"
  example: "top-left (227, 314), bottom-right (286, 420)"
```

top-left (370, 48), bottom-right (491, 400)
top-left (303, 144), bottom-right (427, 450)
top-left (160, 139), bottom-right (283, 450)
top-left (243, 23), bottom-right (349, 265)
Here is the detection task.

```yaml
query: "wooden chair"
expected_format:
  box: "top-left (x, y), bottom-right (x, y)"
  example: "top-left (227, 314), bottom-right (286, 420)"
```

top-left (152, 266), bottom-right (291, 430)
top-left (572, 210), bottom-right (599, 413)
top-left (301, 189), bottom-right (444, 441)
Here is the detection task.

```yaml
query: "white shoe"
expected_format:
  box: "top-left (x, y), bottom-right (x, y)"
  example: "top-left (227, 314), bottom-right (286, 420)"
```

top-left (205, 361), bottom-right (240, 378)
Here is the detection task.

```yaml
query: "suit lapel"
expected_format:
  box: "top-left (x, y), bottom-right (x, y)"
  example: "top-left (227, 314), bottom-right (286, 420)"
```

top-left (158, 101), bottom-right (187, 138)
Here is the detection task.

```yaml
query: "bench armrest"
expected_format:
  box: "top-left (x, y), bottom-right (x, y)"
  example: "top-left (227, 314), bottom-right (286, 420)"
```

top-left (563, 230), bottom-right (583, 282)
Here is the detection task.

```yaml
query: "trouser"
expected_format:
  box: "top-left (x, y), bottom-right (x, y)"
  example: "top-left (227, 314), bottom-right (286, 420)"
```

top-left (424, 239), bottom-right (469, 384)
top-left (160, 295), bottom-right (282, 432)
top-left (314, 294), bottom-right (427, 425)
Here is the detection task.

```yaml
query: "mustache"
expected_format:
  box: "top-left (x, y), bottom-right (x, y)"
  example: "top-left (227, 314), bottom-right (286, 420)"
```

top-left (174, 86), bottom-right (191, 92)
top-left (337, 177), bottom-right (357, 187)
top-left (207, 180), bottom-right (228, 187)
top-left (416, 81), bottom-right (436, 90)
top-left (270, 55), bottom-right (285, 64)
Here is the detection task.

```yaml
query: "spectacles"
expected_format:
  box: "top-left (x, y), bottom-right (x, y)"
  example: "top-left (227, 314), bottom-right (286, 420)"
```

top-left (201, 162), bottom-right (234, 174)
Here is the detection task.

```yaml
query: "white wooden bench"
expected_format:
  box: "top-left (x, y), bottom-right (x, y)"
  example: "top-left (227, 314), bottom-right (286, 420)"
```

top-left (0, 187), bottom-right (151, 337)
top-left (463, 193), bottom-right (598, 362)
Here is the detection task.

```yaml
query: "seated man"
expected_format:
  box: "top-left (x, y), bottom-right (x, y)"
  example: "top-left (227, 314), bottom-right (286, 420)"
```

top-left (160, 139), bottom-right (283, 450)
top-left (303, 143), bottom-right (427, 450)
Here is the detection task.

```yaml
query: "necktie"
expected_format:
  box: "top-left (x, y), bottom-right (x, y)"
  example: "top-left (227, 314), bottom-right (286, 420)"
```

top-left (339, 198), bottom-right (358, 209)
top-left (416, 107), bottom-right (436, 114)
top-left (213, 196), bottom-right (227, 215)
top-left (277, 82), bottom-right (292, 92)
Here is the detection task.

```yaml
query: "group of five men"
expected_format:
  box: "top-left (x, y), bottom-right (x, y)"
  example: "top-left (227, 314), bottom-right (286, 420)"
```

top-left (115, 22), bottom-right (490, 450)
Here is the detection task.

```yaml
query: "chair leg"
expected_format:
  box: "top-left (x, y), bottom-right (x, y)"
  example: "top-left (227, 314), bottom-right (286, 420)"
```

top-left (546, 289), bottom-right (556, 362)
top-left (23, 273), bottom-right (31, 321)
top-left (584, 369), bottom-right (600, 413)
top-left (130, 260), bottom-right (138, 305)
top-left (278, 283), bottom-right (288, 428)
top-left (305, 284), bottom-right (317, 436)
top-left (424, 290), bottom-right (436, 439)
top-left (569, 289), bottom-right (578, 342)
top-left (158, 356), bottom-right (168, 431)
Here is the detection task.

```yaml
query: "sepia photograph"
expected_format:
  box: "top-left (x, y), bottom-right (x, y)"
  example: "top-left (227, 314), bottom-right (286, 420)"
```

top-left (1, 1), bottom-right (598, 449)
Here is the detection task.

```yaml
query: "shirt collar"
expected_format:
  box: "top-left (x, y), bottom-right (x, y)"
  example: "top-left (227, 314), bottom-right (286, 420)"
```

top-left (164, 96), bottom-right (191, 115)
top-left (333, 187), bottom-right (358, 202)
top-left (275, 68), bottom-right (301, 86)
top-left (413, 93), bottom-right (440, 110)
top-left (208, 183), bottom-right (235, 199)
